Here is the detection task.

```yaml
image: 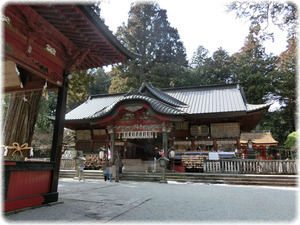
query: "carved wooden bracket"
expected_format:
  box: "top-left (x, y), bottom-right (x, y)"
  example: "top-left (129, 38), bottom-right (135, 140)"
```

top-left (107, 125), bottom-right (114, 134)
top-left (162, 122), bottom-right (173, 133)
top-left (66, 48), bottom-right (90, 72)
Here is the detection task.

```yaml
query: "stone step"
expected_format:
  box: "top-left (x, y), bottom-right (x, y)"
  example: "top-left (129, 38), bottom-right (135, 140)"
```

top-left (166, 178), bottom-right (297, 186)
top-left (59, 170), bottom-right (297, 187)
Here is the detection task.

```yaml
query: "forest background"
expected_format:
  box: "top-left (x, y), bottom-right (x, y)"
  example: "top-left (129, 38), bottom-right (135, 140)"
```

top-left (2, 1), bottom-right (297, 154)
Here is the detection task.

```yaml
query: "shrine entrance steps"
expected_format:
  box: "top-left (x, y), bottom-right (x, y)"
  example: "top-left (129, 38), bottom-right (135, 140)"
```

top-left (59, 170), bottom-right (297, 187)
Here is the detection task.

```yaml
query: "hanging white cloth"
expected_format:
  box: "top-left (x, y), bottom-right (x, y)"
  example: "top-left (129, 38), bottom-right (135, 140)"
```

top-left (108, 148), bottom-right (111, 160)
top-left (4, 146), bottom-right (8, 156)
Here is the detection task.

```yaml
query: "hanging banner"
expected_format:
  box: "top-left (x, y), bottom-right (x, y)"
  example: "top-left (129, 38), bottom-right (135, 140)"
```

top-left (211, 123), bottom-right (240, 138)
top-left (116, 131), bottom-right (158, 139)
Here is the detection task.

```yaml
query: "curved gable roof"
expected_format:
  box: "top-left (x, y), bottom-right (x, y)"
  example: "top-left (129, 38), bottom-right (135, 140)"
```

top-left (89, 93), bottom-right (185, 119)
top-left (139, 82), bottom-right (188, 108)
top-left (65, 83), bottom-right (271, 122)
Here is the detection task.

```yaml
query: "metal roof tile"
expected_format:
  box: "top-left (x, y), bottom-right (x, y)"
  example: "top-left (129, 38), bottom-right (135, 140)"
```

top-left (165, 85), bottom-right (247, 114)
top-left (65, 83), bottom-right (269, 121)
top-left (65, 94), bottom-right (122, 120)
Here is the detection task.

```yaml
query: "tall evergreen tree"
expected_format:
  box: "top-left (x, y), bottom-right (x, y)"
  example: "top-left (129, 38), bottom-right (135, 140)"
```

top-left (227, 1), bottom-right (298, 142)
top-left (109, 2), bottom-right (188, 93)
top-left (273, 38), bottom-right (297, 131)
top-left (231, 33), bottom-right (277, 104)
top-left (190, 45), bottom-right (209, 69)
top-left (87, 68), bottom-right (111, 96)
top-left (191, 47), bottom-right (233, 85)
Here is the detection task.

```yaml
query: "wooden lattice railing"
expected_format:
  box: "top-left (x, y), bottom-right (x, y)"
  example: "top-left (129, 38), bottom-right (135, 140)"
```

top-left (203, 159), bottom-right (297, 174)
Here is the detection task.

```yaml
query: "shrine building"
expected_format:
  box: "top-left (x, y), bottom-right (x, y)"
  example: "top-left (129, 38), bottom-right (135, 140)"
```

top-left (3, 4), bottom-right (135, 212)
top-left (64, 82), bottom-right (271, 160)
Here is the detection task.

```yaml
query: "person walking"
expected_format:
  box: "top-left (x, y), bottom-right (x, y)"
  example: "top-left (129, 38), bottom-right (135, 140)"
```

top-left (102, 155), bottom-right (107, 181)
top-left (115, 153), bottom-right (120, 182)
top-left (106, 158), bottom-right (112, 182)
top-left (102, 155), bottom-right (112, 181)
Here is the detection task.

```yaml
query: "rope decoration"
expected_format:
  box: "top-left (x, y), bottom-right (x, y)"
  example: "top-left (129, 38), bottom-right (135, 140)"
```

top-left (4, 142), bottom-right (33, 157)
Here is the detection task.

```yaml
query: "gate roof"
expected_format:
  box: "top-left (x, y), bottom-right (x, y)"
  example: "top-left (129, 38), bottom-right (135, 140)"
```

top-left (3, 4), bottom-right (136, 93)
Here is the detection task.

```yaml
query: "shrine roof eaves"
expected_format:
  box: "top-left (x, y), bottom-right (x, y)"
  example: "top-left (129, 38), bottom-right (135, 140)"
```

top-left (240, 132), bottom-right (278, 145)
top-left (29, 4), bottom-right (138, 70)
top-left (65, 83), bottom-right (271, 122)
top-left (88, 94), bottom-right (186, 119)
top-left (77, 5), bottom-right (139, 60)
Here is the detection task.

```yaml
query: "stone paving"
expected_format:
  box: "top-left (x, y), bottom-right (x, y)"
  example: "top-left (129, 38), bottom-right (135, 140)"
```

top-left (3, 178), bottom-right (299, 224)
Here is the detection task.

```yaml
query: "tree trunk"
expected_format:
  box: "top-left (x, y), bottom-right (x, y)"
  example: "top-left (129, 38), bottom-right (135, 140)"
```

top-left (3, 90), bottom-right (43, 146)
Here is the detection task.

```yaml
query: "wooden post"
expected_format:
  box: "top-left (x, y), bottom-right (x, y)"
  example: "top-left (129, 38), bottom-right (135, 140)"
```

top-left (162, 132), bottom-right (168, 157)
top-left (110, 132), bottom-right (115, 163)
top-left (50, 70), bottom-right (69, 194)
top-left (213, 139), bottom-right (217, 151)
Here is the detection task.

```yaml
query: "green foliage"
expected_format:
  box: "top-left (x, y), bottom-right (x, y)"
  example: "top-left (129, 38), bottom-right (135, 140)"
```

top-left (87, 68), bottom-right (111, 96)
top-left (231, 33), bottom-right (277, 104)
top-left (109, 2), bottom-right (188, 92)
top-left (260, 110), bottom-right (294, 145)
top-left (68, 68), bottom-right (111, 110)
top-left (28, 1), bottom-right (296, 144)
top-left (285, 131), bottom-right (297, 149)
top-left (226, 0), bottom-right (297, 140)
top-left (190, 36), bottom-right (277, 105)
top-left (67, 70), bottom-right (94, 110)
top-left (273, 38), bottom-right (297, 130)
top-left (190, 45), bottom-right (209, 68)
top-left (35, 91), bottom-right (57, 132)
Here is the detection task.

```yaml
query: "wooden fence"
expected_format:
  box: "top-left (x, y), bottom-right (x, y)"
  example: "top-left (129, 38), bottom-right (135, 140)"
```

top-left (203, 159), bottom-right (297, 174)
top-left (60, 159), bottom-right (76, 170)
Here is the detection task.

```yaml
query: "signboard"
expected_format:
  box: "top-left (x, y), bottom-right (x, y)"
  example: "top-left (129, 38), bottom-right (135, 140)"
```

top-left (175, 121), bottom-right (189, 130)
top-left (200, 125), bottom-right (209, 136)
top-left (210, 123), bottom-right (240, 138)
top-left (190, 125), bottom-right (199, 136)
top-left (76, 130), bottom-right (91, 140)
top-left (190, 125), bottom-right (209, 137)
top-left (93, 129), bottom-right (106, 136)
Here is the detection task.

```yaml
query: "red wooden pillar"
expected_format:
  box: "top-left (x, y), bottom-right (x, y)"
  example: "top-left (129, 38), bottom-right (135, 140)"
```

top-left (90, 140), bottom-right (94, 152)
top-left (213, 139), bottom-right (217, 151)
top-left (236, 138), bottom-right (241, 149)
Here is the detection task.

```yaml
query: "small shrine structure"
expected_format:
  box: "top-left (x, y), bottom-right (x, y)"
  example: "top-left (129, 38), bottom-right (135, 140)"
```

top-left (240, 131), bottom-right (278, 159)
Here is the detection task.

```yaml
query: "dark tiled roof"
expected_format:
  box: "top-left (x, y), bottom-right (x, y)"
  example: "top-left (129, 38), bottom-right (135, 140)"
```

top-left (65, 83), bottom-right (271, 121)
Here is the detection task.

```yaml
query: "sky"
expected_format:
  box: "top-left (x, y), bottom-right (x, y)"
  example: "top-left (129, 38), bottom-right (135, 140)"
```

top-left (100, 0), bottom-right (288, 61)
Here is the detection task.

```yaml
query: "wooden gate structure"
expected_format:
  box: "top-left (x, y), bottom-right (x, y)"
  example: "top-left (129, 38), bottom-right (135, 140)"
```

top-left (3, 4), bottom-right (135, 212)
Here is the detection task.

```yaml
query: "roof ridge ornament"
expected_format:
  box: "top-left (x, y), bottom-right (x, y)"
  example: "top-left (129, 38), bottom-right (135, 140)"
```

top-left (124, 89), bottom-right (146, 97)
top-left (139, 82), bottom-right (188, 108)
